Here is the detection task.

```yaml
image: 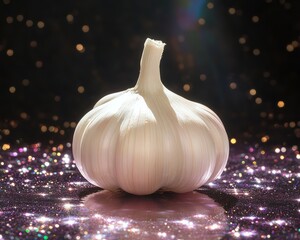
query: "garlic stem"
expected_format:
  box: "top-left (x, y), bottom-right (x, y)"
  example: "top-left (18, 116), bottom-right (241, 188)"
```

top-left (135, 38), bottom-right (165, 93)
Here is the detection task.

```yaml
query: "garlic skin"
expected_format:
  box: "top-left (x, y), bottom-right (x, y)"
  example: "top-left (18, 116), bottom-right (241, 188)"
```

top-left (73, 38), bottom-right (229, 195)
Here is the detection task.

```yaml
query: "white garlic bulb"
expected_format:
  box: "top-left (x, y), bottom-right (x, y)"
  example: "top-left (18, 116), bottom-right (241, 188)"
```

top-left (73, 38), bottom-right (229, 195)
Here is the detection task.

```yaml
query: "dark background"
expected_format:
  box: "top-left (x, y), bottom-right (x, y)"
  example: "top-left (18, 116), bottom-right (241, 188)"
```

top-left (0, 0), bottom-right (299, 145)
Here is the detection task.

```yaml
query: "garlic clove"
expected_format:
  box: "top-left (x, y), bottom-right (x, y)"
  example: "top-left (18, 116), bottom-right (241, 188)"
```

top-left (162, 91), bottom-right (217, 192)
top-left (167, 89), bottom-right (229, 183)
top-left (73, 92), bottom-right (132, 189)
top-left (94, 90), bottom-right (126, 107)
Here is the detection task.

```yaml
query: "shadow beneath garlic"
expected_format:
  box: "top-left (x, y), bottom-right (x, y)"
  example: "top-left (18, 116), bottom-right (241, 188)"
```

top-left (80, 189), bottom-right (230, 239)
top-left (198, 186), bottom-right (238, 212)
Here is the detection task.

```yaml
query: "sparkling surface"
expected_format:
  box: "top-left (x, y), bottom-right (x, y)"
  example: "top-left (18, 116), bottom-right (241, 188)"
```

top-left (0, 143), bottom-right (299, 239)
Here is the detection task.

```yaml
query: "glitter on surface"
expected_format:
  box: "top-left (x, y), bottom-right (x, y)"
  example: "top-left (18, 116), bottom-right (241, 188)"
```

top-left (0, 143), bottom-right (299, 239)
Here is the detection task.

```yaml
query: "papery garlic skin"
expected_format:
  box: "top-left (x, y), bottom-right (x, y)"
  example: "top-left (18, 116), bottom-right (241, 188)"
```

top-left (73, 38), bottom-right (229, 195)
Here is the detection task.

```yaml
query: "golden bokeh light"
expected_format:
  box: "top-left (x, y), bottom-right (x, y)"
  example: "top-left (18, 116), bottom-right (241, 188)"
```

top-left (183, 84), bottom-right (191, 92)
top-left (77, 86), bottom-right (85, 93)
top-left (207, 2), bottom-right (214, 9)
top-left (9, 86), bottom-right (16, 93)
top-left (255, 97), bottom-right (262, 104)
top-left (82, 25), bottom-right (90, 33)
top-left (228, 8), bottom-right (236, 15)
top-left (7, 49), bottom-right (14, 56)
top-left (277, 101), bottom-right (285, 108)
top-left (76, 43), bottom-right (85, 53)
top-left (249, 89), bottom-right (256, 96)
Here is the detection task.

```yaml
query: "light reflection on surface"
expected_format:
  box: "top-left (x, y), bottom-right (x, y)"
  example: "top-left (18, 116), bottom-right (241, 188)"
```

top-left (82, 190), bottom-right (227, 239)
top-left (0, 144), bottom-right (299, 239)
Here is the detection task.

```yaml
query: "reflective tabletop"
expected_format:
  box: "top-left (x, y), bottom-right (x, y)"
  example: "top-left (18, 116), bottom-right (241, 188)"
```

top-left (0, 143), bottom-right (299, 239)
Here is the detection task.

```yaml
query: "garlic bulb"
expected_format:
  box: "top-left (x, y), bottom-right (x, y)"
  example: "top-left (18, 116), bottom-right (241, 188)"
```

top-left (73, 38), bottom-right (229, 195)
